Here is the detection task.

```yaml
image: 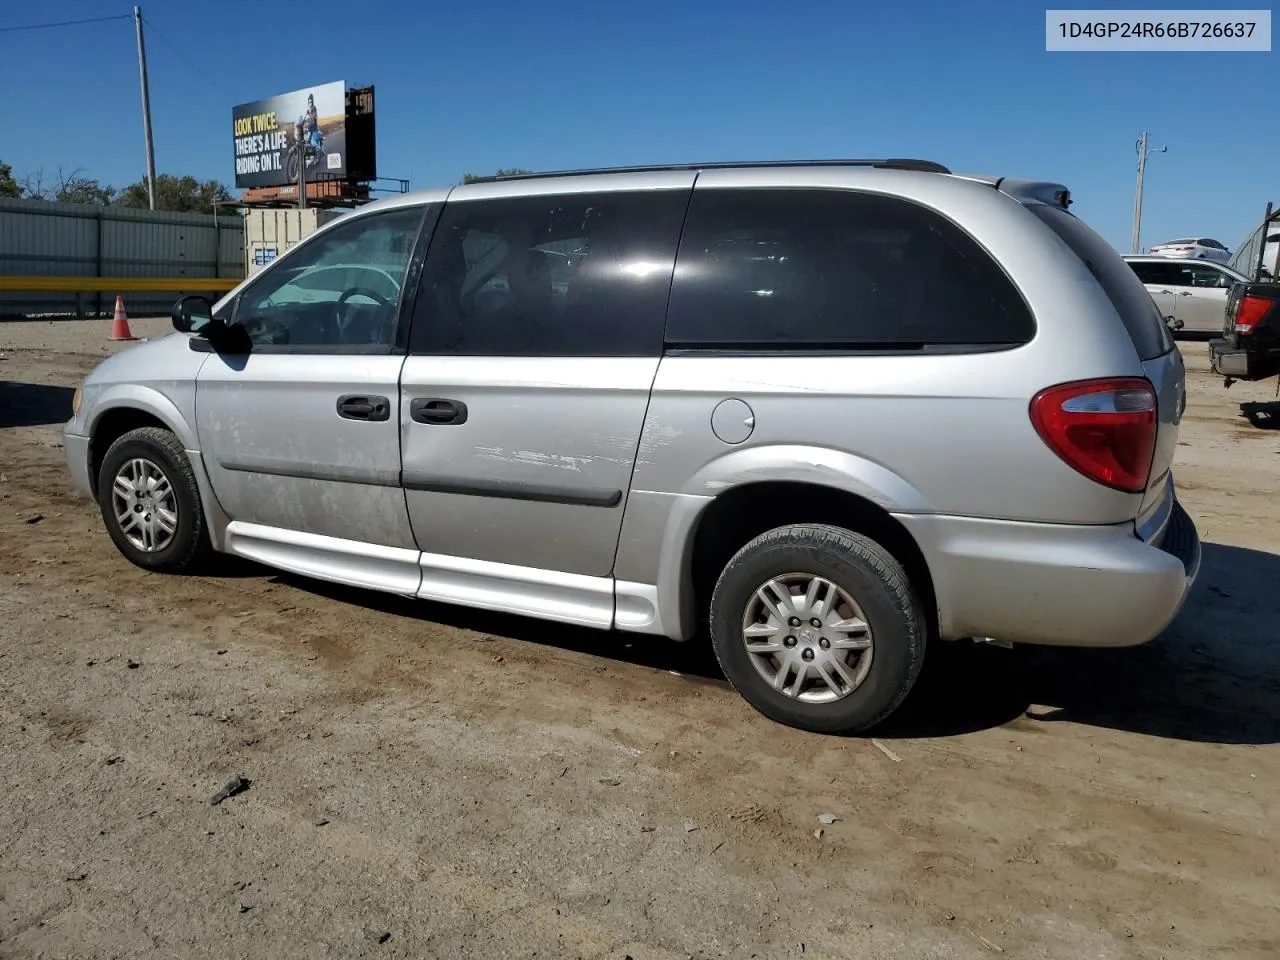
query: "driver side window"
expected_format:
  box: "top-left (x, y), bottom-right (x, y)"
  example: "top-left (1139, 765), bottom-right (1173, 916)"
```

top-left (1182, 264), bottom-right (1233, 289)
top-left (235, 206), bottom-right (425, 351)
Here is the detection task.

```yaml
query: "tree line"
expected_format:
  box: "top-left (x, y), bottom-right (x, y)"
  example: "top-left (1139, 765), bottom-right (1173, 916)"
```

top-left (0, 159), bottom-right (232, 213)
top-left (0, 161), bottom-right (540, 210)
top-left (461, 169), bottom-right (533, 183)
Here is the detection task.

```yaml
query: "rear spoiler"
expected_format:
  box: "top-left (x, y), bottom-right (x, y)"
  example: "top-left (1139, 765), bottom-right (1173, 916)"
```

top-left (946, 173), bottom-right (1073, 210)
top-left (994, 178), bottom-right (1073, 209)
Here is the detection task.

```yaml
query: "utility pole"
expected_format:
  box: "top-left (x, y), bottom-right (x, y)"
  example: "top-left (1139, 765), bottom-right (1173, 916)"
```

top-left (133, 6), bottom-right (157, 210)
top-left (298, 141), bottom-right (307, 210)
top-left (1131, 132), bottom-right (1167, 254)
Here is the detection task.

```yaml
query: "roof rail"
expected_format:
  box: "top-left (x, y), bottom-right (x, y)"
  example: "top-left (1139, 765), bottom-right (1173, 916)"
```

top-left (470, 159), bottom-right (951, 183)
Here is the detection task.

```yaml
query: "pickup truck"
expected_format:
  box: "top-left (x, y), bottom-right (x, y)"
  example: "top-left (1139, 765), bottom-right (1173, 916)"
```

top-left (1208, 281), bottom-right (1280, 384)
top-left (1210, 204), bottom-right (1280, 385)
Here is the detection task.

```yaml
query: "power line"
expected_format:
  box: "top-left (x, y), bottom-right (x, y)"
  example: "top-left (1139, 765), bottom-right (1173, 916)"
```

top-left (141, 13), bottom-right (233, 96)
top-left (0, 13), bottom-right (131, 33)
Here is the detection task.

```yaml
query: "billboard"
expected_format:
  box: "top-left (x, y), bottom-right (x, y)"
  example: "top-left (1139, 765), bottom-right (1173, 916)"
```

top-left (344, 85), bottom-right (378, 184)
top-left (232, 81), bottom-right (348, 189)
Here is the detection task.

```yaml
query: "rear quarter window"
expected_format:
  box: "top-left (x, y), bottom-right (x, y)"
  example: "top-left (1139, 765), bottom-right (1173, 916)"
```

top-left (1030, 205), bottom-right (1174, 360)
top-left (1128, 260), bottom-right (1182, 286)
top-left (665, 188), bottom-right (1035, 349)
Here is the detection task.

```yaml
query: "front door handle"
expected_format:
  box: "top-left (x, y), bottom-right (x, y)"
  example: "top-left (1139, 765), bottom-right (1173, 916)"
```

top-left (337, 395), bottom-right (390, 421)
top-left (1178, 291), bottom-right (1193, 296)
top-left (411, 397), bottom-right (468, 425)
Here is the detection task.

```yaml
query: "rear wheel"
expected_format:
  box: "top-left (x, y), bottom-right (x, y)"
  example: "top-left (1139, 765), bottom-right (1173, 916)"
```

top-left (709, 523), bottom-right (927, 734)
top-left (96, 426), bottom-right (211, 573)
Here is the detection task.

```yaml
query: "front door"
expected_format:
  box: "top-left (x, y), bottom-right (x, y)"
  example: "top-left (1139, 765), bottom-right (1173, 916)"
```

top-left (1173, 261), bottom-right (1234, 333)
top-left (397, 178), bottom-right (692, 620)
top-left (195, 204), bottom-right (428, 570)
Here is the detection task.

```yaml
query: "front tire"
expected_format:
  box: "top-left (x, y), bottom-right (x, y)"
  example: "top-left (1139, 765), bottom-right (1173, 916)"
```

top-left (96, 426), bottom-right (211, 573)
top-left (709, 523), bottom-right (927, 734)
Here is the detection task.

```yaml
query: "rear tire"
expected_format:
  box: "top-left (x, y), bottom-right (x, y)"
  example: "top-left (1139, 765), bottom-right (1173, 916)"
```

top-left (709, 523), bottom-right (927, 734)
top-left (96, 426), bottom-right (211, 573)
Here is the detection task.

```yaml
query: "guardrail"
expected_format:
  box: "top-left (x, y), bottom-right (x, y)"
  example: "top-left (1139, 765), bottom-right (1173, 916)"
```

top-left (0, 276), bottom-right (240, 293)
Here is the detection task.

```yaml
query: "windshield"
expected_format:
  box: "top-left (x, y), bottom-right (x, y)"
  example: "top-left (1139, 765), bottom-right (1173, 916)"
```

top-left (1227, 222), bottom-right (1280, 279)
top-left (1216, 261), bottom-right (1253, 283)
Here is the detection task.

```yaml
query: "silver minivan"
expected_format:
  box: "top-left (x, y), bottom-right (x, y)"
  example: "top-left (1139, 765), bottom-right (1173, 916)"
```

top-left (63, 160), bottom-right (1201, 733)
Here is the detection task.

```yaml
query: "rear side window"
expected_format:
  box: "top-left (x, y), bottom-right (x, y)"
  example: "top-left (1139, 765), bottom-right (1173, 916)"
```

top-left (664, 188), bottom-right (1034, 348)
top-left (410, 189), bottom-right (689, 357)
top-left (1030, 204), bottom-right (1174, 360)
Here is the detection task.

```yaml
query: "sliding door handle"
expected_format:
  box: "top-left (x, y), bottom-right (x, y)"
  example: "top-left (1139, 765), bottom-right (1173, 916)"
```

top-left (411, 398), bottom-right (468, 425)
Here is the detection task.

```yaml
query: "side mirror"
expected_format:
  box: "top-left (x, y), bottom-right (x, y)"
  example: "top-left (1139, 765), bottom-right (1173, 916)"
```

top-left (171, 295), bottom-right (220, 334)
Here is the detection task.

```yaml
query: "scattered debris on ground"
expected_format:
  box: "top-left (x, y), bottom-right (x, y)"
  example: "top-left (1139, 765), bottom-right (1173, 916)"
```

top-left (210, 776), bottom-right (251, 806)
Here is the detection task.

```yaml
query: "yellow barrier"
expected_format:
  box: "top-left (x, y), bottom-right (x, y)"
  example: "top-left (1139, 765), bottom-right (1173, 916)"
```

top-left (0, 275), bottom-right (240, 293)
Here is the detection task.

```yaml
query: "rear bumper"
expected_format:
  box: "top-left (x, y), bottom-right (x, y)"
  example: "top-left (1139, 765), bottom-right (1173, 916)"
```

top-left (895, 499), bottom-right (1200, 648)
top-left (1210, 337), bottom-right (1280, 380)
top-left (1209, 338), bottom-right (1251, 378)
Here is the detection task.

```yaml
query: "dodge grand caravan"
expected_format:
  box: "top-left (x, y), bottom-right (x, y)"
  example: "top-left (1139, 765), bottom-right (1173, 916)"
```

top-left (63, 159), bottom-right (1201, 733)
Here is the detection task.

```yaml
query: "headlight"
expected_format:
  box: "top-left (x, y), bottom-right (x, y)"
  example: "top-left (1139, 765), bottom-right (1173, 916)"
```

top-left (72, 386), bottom-right (82, 416)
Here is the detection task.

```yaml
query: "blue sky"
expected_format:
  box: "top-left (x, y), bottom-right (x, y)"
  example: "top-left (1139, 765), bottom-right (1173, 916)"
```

top-left (1, 0), bottom-right (1275, 252)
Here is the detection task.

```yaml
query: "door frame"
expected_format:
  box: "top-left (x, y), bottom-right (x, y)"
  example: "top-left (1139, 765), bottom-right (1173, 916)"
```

top-left (192, 199), bottom-right (448, 593)
top-left (394, 176), bottom-right (697, 613)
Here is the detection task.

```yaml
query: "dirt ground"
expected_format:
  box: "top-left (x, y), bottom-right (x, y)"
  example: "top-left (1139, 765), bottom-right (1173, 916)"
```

top-left (1, 317), bottom-right (1277, 960)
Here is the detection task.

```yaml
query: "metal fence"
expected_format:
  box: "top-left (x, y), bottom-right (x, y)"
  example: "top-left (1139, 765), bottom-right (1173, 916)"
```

top-left (0, 197), bottom-right (244, 318)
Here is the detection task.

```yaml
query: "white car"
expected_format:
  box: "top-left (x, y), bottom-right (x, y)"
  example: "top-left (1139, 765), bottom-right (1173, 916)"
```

top-left (1148, 237), bottom-right (1231, 262)
top-left (1124, 255), bottom-right (1250, 333)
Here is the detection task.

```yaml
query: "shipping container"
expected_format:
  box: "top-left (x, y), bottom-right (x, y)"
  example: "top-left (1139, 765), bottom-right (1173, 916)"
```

top-left (243, 207), bottom-right (344, 277)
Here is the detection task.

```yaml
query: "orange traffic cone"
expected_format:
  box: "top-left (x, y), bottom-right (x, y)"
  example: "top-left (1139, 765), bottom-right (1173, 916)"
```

top-left (109, 294), bottom-right (136, 341)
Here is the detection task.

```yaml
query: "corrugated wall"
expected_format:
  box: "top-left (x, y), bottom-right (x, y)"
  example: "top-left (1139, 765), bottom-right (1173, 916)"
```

top-left (0, 197), bottom-right (245, 318)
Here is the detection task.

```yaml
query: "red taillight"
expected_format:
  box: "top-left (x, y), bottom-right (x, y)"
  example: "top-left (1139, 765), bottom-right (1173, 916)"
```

top-left (1030, 377), bottom-right (1158, 494)
top-left (1235, 294), bottom-right (1271, 334)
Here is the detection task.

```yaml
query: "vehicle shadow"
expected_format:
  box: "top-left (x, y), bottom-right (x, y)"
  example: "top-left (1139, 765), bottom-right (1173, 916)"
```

top-left (199, 554), bottom-right (281, 580)
top-left (271, 572), bottom-right (730, 687)
top-left (878, 541), bottom-right (1280, 745)
top-left (1240, 400), bottom-right (1280, 429)
top-left (0, 381), bottom-right (75, 429)
top-left (263, 542), bottom-right (1280, 746)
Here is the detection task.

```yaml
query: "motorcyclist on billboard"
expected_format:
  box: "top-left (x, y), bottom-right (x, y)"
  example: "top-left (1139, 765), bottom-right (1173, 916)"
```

top-left (295, 93), bottom-right (324, 155)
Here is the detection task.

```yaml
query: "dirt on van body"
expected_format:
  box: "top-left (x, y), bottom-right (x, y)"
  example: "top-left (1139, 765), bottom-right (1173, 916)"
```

top-left (1, 317), bottom-right (1277, 959)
